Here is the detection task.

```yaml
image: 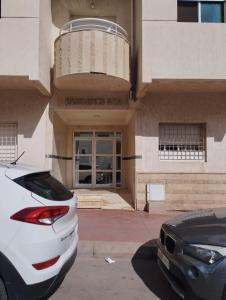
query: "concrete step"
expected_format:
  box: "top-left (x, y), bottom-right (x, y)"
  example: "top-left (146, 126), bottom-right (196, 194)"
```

top-left (101, 202), bottom-right (134, 210)
top-left (77, 195), bottom-right (103, 209)
top-left (102, 194), bottom-right (133, 207)
top-left (76, 189), bottom-right (133, 210)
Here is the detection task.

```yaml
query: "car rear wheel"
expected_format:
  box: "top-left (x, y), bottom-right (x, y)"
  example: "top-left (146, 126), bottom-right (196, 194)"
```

top-left (38, 276), bottom-right (65, 300)
top-left (184, 291), bottom-right (200, 300)
top-left (0, 278), bottom-right (7, 300)
top-left (222, 286), bottom-right (226, 300)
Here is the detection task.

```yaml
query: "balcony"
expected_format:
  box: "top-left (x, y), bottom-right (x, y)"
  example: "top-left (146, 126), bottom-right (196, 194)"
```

top-left (54, 18), bottom-right (130, 92)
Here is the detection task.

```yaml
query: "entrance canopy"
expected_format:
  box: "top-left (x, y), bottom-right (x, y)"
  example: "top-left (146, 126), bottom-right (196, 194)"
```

top-left (55, 109), bottom-right (133, 126)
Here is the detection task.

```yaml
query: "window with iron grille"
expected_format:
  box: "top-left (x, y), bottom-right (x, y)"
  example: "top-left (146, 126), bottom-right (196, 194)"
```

top-left (0, 123), bottom-right (18, 162)
top-left (159, 124), bottom-right (206, 161)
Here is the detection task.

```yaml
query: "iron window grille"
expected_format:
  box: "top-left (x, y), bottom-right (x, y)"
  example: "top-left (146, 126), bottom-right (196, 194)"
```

top-left (159, 123), bottom-right (206, 161)
top-left (0, 123), bottom-right (18, 162)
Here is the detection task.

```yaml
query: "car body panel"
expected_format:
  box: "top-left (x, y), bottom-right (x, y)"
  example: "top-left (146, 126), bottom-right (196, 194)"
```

top-left (31, 192), bottom-right (77, 234)
top-left (158, 210), bottom-right (226, 300)
top-left (6, 223), bottom-right (78, 284)
top-left (160, 225), bottom-right (226, 299)
top-left (0, 163), bottom-right (78, 292)
top-left (5, 164), bottom-right (48, 180)
top-left (166, 209), bottom-right (226, 246)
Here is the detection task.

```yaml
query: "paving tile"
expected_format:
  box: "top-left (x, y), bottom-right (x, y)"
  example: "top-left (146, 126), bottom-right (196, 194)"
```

top-left (77, 209), bottom-right (179, 243)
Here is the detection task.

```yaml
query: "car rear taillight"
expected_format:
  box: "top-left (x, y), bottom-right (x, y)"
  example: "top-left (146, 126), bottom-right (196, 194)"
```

top-left (32, 256), bottom-right (60, 270)
top-left (10, 206), bottom-right (69, 225)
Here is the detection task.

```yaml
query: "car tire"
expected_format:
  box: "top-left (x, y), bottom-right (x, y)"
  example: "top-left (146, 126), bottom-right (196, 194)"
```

top-left (222, 286), bottom-right (226, 300)
top-left (184, 291), bottom-right (200, 300)
top-left (0, 278), bottom-right (7, 300)
top-left (38, 276), bottom-right (65, 300)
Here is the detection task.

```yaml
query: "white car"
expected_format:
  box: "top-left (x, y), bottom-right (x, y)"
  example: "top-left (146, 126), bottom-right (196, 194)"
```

top-left (0, 163), bottom-right (78, 300)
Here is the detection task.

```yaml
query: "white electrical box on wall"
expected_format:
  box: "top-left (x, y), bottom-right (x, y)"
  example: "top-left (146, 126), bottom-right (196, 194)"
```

top-left (147, 184), bottom-right (165, 201)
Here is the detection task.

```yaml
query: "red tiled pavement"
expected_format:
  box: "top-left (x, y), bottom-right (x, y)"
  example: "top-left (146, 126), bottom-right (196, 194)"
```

top-left (77, 209), bottom-right (179, 243)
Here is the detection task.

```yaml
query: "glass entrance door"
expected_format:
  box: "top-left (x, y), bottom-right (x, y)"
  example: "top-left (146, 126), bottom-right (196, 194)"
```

top-left (74, 131), bottom-right (121, 188)
top-left (96, 139), bottom-right (113, 186)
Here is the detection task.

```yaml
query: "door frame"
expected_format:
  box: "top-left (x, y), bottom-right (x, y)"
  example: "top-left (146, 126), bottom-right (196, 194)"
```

top-left (73, 130), bottom-right (122, 189)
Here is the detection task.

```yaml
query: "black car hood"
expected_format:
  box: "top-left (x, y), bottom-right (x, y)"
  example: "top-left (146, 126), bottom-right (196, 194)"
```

top-left (165, 208), bottom-right (226, 247)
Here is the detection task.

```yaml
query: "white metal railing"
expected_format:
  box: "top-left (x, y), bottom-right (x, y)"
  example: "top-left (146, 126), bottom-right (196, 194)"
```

top-left (60, 18), bottom-right (128, 41)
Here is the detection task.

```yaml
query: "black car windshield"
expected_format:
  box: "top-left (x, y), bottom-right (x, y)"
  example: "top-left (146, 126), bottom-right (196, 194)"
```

top-left (14, 172), bottom-right (73, 201)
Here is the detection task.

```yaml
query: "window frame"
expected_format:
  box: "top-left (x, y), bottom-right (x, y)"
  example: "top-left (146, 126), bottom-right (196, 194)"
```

top-left (0, 123), bottom-right (18, 162)
top-left (158, 123), bottom-right (207, 162)
top-left (178, 0), bottom-right (225, 23)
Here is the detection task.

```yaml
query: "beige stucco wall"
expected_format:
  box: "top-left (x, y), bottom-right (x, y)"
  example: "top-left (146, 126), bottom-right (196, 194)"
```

top-left (142, 22), bottom-right (226, 82)
top-left (0, 91), bottom-right (49, 168)
top-left (134, 0), bottom-right (143, 94)
top-left (136, 92), bottom-right (226, 174)
top-left (52, 113), bottom-right (68, 183)
top-left (135, 0), bottom-right (226, 96)
top-left (1, 0), bottom-right (40, 17)
top-left (3, 0), bottom-right (226, 212)
top-left (142, 0), bottom-right (177, 21)
top-left (126, 116), bottom-right (136, 207)
top-left (0, 0), bottom-right (52, 94)
top-left (51, 0), bottom-right (70, 44)
top-left (0, 18), bottom-right (39, 79)
top-left (39, 0), bottom-right (52, 94)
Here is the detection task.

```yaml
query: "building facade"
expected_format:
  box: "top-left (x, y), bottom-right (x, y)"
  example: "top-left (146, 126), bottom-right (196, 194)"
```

top-left (1, 0), bottom-right (226, 211)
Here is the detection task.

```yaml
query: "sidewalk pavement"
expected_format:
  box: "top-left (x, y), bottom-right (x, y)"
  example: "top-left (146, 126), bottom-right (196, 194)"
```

top-left (77, 209), bottom-right (180, 258)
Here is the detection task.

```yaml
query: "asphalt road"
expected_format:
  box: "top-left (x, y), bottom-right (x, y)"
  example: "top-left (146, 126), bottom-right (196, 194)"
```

top-left (50, 256), bottom-right (181, 300)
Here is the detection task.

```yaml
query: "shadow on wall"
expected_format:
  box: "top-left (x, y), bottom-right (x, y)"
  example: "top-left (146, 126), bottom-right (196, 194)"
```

top-left (131, 240), bottom-right (183, 300)
top-left (137, 92), bottom-right (226, 142)
top-left (0, 91), bottom-right (49, 139)
top-left (51, 0), bottom-right (70, 30)
top-left (51, 0), bottom-right (132, 36)
top-left (51, 112), bottom-right (69, 185)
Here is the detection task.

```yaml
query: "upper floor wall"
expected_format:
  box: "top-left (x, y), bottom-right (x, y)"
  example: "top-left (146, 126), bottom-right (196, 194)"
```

top-left (0, 0), bottom-right (132, 96)
top-left (135, 0), bottom-right (226, 97)
top-left (1, 0), bottom-right (225, 98)
top-left (1, 0), bottom-right (40, 17)
top-left (142, 0), bottom-right (177, 21)
top-left (0, 0), bottom-right (52, 95)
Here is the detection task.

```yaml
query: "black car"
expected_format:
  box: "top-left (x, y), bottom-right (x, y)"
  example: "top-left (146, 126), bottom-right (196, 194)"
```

top-left (157, 208), bottom-right (226, 300)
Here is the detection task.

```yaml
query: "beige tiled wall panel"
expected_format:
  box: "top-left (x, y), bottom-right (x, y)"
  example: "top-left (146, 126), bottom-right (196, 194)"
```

top-left (136, 173), bottom-right (226, 211)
